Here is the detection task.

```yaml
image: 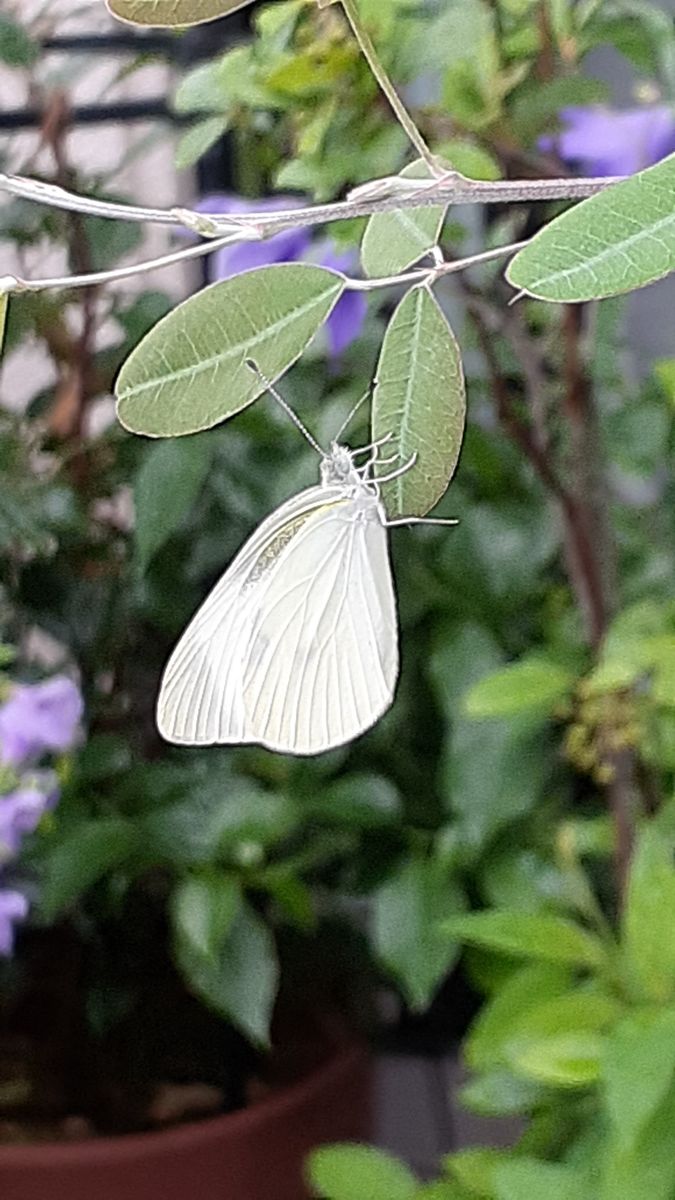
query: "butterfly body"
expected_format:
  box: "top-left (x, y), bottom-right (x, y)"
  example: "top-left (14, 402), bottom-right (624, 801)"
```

top-left (157, 443), bottom-right (398, 755)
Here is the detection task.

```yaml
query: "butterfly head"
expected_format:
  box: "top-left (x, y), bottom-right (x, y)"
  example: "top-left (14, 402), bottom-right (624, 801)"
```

top-left (321, 442), bottom-right (362, 488)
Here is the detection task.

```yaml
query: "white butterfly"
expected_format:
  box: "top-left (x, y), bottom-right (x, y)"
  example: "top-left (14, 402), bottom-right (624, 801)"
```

top-left (157, 368), bottom-right (456, 756)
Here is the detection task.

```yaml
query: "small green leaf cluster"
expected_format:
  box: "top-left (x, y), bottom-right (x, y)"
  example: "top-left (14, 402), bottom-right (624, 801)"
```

top-left (309, 806), bottom-right (675, 1199)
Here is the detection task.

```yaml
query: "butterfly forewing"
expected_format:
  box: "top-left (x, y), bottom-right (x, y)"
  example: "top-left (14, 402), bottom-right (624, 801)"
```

top-left (156, 477), bottom-right (399, 754)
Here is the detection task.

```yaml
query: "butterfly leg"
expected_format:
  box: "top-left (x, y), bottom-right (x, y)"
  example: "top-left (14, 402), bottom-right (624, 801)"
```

top-left (376, 452), bottom-right (418, 484)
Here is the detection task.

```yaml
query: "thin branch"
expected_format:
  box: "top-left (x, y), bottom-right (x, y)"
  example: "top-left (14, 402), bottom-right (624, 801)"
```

top-left (348, 238), bottom-right (530, 291)
top-left (339, 0), bottom-right (438, 173)
top-left (0, 234), bottom-right (528, 296)
top-left (0, 170), bottom-right (622, 237)
top-left (0, 232), bottom-right (242, 294)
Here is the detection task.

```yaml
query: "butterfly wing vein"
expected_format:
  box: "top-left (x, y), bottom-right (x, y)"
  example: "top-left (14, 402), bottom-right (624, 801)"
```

top-left (156, 486), bottom-right (398, 754)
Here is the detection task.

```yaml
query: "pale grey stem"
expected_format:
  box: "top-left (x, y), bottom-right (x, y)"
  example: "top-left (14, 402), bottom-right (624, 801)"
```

top-left (0, 171), bottom-right (623, 238)
top-left (0, 232), bottom-right (241, 294)
top-left (346, 238), bottom-right (530, 292)
top-left (0, 235), bottom-right (528, 296)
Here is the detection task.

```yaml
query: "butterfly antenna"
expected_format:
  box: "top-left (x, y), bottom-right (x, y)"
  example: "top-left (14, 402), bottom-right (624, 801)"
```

top-left (333, 386), bottom-right (371, 443)
top-left (245, 359), bottom-right (324, 457)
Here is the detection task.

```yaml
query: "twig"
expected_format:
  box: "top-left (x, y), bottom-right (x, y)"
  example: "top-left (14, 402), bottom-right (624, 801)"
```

top-left (0, 232), bottom-right (243, 293)
top-left (465, 293), bottom-right (612, 658)
top-left (339, 0), bottom-right (438, 173)
top-left (0, 170), bottom-right (622, 235)
top-left (0, 237), bottom-right (529, 296)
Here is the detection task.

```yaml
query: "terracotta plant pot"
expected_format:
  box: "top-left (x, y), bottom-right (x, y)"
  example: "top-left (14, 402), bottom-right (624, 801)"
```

top-left (0, 1038), bottom-right (370, 1200)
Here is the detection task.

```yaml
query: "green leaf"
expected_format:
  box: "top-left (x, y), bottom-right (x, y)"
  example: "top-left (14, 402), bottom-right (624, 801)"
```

top-left (116, 264), bottom-right (344, 437)
top-left (601, 1077), bottom-right (675, 1200)
top-left (467, 969), bottom-right (619, 1087)
top-left (39, 819), bottom-right (138, 922)
top-left (174, 47), bottom-right (277, 115)
top-left (437, 0), bottom-right (502, 129)
top-left (507, 154), bottom-right (675, 302)
top-left (308, 1145), bottom-right (417, 1200)
top-left (433, 139), bottom-right (501, 181)
top-left (508, 989), bottom-right (621, 1044)
top-left (134, 433), bottom-right (214, 572)
top-left (494, 1159), bottom-right (588, 1200)
top-left (416, 1184), bottom-right (467, 1200)
top-left (443, 911), bottom-right (609, 969)
top-left (466, 962), bottom-right (571, 1070)
top-left (175, 116), bottom-right (229, 169)
top-left (372, 285), bottom-right (465, 518)
top-left (445, 1147), bottom-right (514, 1196)
top-left (0, 15), bottom-right (39, 66)
top-left (107, 0), bottom-right (255, 26)
top-left (373, 857), bottom-right (464, 1010)
top-left (655, 357), bottom-right (675, 407)
top-left (307, 773), bottom-right (401, 828)
top-left (174, 897), bottom-right (278, 1045)
top-left (603, 1007), bottom-right (675, 1149)
top-left (459, 1069), bottom-right (547, 1117)
top-left (431, 625), bottom-right (549, 849)
top-left (170, 871), bottom-right (240, 963)
top-left (622, 817), bottom-right (675, 1002)
top-left (139, 777), bottom-right (294, 866)
top-left (465, 658), bottom-right (574, 718)
top-left (361, 160), bottom-right (448, 278)
top-left (507, 1031), bottom-right (604, 1087)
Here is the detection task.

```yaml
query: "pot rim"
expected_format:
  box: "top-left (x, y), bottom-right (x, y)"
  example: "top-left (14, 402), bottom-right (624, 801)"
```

top-left (0, 1036), bottom-right (368, 1168)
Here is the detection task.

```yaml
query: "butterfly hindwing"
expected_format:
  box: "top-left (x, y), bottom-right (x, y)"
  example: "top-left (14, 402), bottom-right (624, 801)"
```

top-left (243, 500), bottom-right (397, 753)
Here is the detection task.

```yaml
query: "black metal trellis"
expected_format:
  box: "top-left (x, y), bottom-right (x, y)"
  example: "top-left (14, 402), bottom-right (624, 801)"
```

top-left (0, 15), bottom-right (251, 195)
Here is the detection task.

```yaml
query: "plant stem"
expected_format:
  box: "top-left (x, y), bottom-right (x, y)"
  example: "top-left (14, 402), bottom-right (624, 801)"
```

top-left (0, 237), bottom-right (528, 296)
top-left (339, 0), bottom-right (438, 173)
top-left (561, 307), bottom-right (639, 900)
top-left (348, 239), bottom-right (530, 291)
top-left (0, 232), bottom-right (242, 293)
top-left (0, 171), bottom-right (621, 235)
top-left (466, 290), bottom-right (640, 904)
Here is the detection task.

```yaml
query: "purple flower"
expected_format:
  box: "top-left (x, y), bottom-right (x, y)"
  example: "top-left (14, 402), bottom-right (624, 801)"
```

top-left (0, 787), bottom-right (51, 861)
top-left (197, 195), bottom-right (366, 358)
top-left (0, 677), bottom-right (83, 767)
top-left (0, 888), bottom-right (28, 956)
top-left (540, 105), bottom-right (675, 176)
top-left (197, 194), bottom-right (311, 281)
top-left (314, 246), bottom-right (367, 359)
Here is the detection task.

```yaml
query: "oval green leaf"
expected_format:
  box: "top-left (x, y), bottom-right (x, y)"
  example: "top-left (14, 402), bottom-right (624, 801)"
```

top-left (173, 898), bottom-right (278, 1046)
top-left (134, 433), bottom-right (215, 572)
top-left (107, 0), bottom-right (255, 27)
top-left (308, 1145), bottom-right (417, 1200)
top-left (374, 857), bottom-right (464, 1010)
top-left (116, 264), bottom-right (344, 437)
top-left (506, 1031), bottom-right (604, 1087)
top-left (442, 910), bottom-right (609, 969)
top-left (361, 160), bottom-right (449, 279)
top-left (372, 284), bottom-right (465, 518)
top-left (464, 658), bottom-right (574, 718)
top-left (507, 153), bottom-right (675, 302)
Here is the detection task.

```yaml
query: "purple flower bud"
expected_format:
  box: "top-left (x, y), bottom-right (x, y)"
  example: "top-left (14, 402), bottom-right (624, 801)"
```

top-left (0, 787), bottom-right (51, 861)
top-left (541, 105), bottom-right (675, 177)
top-left (0, 888), bottom-right (29, 956)
top-left (0, 676), bottom-right (83, 768)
